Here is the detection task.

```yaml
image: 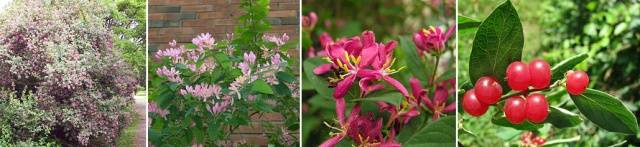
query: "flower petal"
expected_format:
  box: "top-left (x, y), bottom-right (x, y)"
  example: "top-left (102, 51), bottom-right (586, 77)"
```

top-left (433, 86), bottom-right (449, 105)
top-left (313, 64), bottom-right (333, 75)
top-left (409, 77), bottom-right (426, 103)
top-left (443, 102), bottom-right (456, 113)
top-left (383, 76), bottom-right (410, 98)
top-left (319, 134), bottom-right (345, 147)
top-left (333, 75), bottom-right (356, 99)
top-left (362, 31), bottom-right (376, 47)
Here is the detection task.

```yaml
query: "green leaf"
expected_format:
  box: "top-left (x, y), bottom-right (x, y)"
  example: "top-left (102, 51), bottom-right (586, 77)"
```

top-left (401, 116), bottom-right (456, 146)
top-left (570, 89), bottom-right (639, 134)
top-left (276, 71), bottom-right (296, 83)
top-left (458, 15), bottom-right (481, 30)
top-left (468, 0), bottom-right (524, 85)
top-left (251, 79), bottom-right (274, 94)
top-left (184, 43), bottom-right (197, 49)
top-left (492, 115), bottom-right (543, 131)
top-left (550, 53), bottom-right (588, 82)
top-left (303, 58), bottom-right (334, 98)
top-left (350, 92), bottom-right (403, 107)
top-left (545, 106), bottom-right (582, 128)
top-left (398, 36), bottom-right (429, 81)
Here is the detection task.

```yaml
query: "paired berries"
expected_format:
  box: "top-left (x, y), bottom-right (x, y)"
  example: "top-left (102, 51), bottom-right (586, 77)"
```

top-left (462, 89), bottom-right (489, 117)
top-left (566, 70), bottom-right (589, 95)
top-left (503, 94), bottom-right (549, 124)
top-left (505, 60), bottom-right (551, 91)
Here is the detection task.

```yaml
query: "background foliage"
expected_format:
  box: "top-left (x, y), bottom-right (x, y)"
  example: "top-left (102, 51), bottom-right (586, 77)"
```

top-left (459, 0), bottom-right (640, 146)
top-left (148, 0), bottom-right (299, 146)
top-left (302, 0), bottom-right (456, 146)
top-left (0, 0), bottom-right (139, 146)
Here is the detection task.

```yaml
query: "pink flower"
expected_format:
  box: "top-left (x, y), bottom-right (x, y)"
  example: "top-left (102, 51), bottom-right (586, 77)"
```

top-left (155, 47), bottom-right (183, 62)
top-left (156, 66), bottom-right (182, 83)
top-left (169, 40), bottom-right (177, 47)
top-left (410, 77), bottom-right (455, 121)
top-left (243, 51), bottom-right (256, 64)
top-left (271, 53), bottom-right (282, 65)
top-left (226, 33), bottom-right (234, 40)
top-left (264, 33), bottom-right (289, 46)
top-left (180, 84), bottom-right (222, 100)
top-left (412, 25), bottom-right (456, 56)
top-left (314, 31), bottom-right (409, 122)
top-left (149, 102), bottom-right (169, 118)
top-left (239, 62), bottom-right (251, 75)
top-left (192, 33), bottom-right (215, 49)
top-left (302, 12), bottom-right (318, 30)
top-left (207, 95), bottom-right (231, 114)
top-left (320, 105), bottom-right (400, 147)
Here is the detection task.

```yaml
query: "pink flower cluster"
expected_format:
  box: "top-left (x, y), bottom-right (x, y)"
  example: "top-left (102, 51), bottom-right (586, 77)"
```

top-left (207, 95), bottom-right (231, 114)
top-left (180, 84), bottom-right (222, 100)
top-left (192, 33), bottom-right (216, 50)
top-left (302, 12), bottom-right (318, 30)
top-left (412, 25), bottom-right (456, 56)
top-left (156, 66), bottom-right (182, 83)
top-left (264, 33), bottom-right (290, 47)
top-left (149, 102), bottom-right (170, 118)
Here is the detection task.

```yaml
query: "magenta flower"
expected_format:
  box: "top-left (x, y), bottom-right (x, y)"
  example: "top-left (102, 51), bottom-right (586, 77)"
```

top-left (156, 66), bottom-right (182, 83)
top-left (180, 84), bottom-right (222, 100)
top-left (313, 31), bottom-right (409, 122)
top-left (320, 105), bottom-right (401, 147)
top-left (302, 12), bottom-right (318, 30)
top-left (412, 25), bottom-right (456, 56)
top-left (410, 77), bottom-right (455, 120)
top-left (239, 62), bottom-right (251, 75)
top-left (169, 40), bottom-right (177, 47)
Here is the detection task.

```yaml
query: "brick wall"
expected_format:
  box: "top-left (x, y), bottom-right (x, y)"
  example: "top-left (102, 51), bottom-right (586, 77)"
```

top-left (148, 0), bottom-right (299, 53)
top-left (148, 0), bottom-right (299, 145)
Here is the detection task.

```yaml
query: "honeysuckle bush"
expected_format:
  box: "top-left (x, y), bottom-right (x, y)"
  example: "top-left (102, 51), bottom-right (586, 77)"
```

top-left (458, 0), bottom-right (640, 146)
top-left (302, 4), bottom-right (457, 146)
top-left (0, 0), bottom-right (138, 146)
top-left (147, 0), bottom-right (299, 146)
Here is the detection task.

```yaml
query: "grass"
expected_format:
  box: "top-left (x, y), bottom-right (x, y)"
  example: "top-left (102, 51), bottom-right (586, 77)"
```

top-left (116, 90), bottom-right (146, 147)
top-left (115, 106), bottom-right (141, 147)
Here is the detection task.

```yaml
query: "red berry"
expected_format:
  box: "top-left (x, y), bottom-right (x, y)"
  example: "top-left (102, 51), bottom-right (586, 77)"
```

top-left (525, 94), bottom-right (549, 123)
top-left (532, 136), bottom-right (546, 145)
top-left (506, 61), bottom-right (531, 91)
top-left (474, 76), bottom-right (503, 105)
top-left (529, 59), bottom-right (551, 89)
top-left (520, 132), bottom-right (533, 144)
top-left (463, 89), bottom-right (489, 117)
top-left (566, 70), bottom-right (589, 95)
top-left (504, 96), bottom-right (527, 124)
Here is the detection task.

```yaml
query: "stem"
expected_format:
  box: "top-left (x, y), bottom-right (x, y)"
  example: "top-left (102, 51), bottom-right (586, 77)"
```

top-left (497, 80), bottom-right (563, 103)
top-left (384, 113), bottom-right (398, 130)
top-left (430, 55), bottom-right (441, 86)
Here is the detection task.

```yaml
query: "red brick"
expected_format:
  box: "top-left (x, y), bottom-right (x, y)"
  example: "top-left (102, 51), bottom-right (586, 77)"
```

top-left (269, 10), bottom-right (297, 17)
top-left (182, 5), bottom-right (215, 12)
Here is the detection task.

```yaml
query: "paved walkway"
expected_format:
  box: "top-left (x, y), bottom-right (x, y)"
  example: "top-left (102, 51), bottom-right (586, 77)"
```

top-left (133, 91), bottom-right (147, 147)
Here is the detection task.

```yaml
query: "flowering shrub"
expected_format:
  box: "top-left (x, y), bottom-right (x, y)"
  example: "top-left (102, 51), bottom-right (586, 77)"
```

top-left (0, 0), bottom-right (138, 146)
top-left (148, 0), bottom-right (299, 146)
top-left (302, 6), bottom-right (457, 145)
top-left (149, 32), bottom-right (298, 146)
top-left (458, 0), bottom-right (638, 146)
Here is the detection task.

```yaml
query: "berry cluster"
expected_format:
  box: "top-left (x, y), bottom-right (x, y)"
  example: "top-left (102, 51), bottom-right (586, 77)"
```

top-left (520, 132), bottom-right (546, 147)
top-left (463, 59), bottom-right (591, 124)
